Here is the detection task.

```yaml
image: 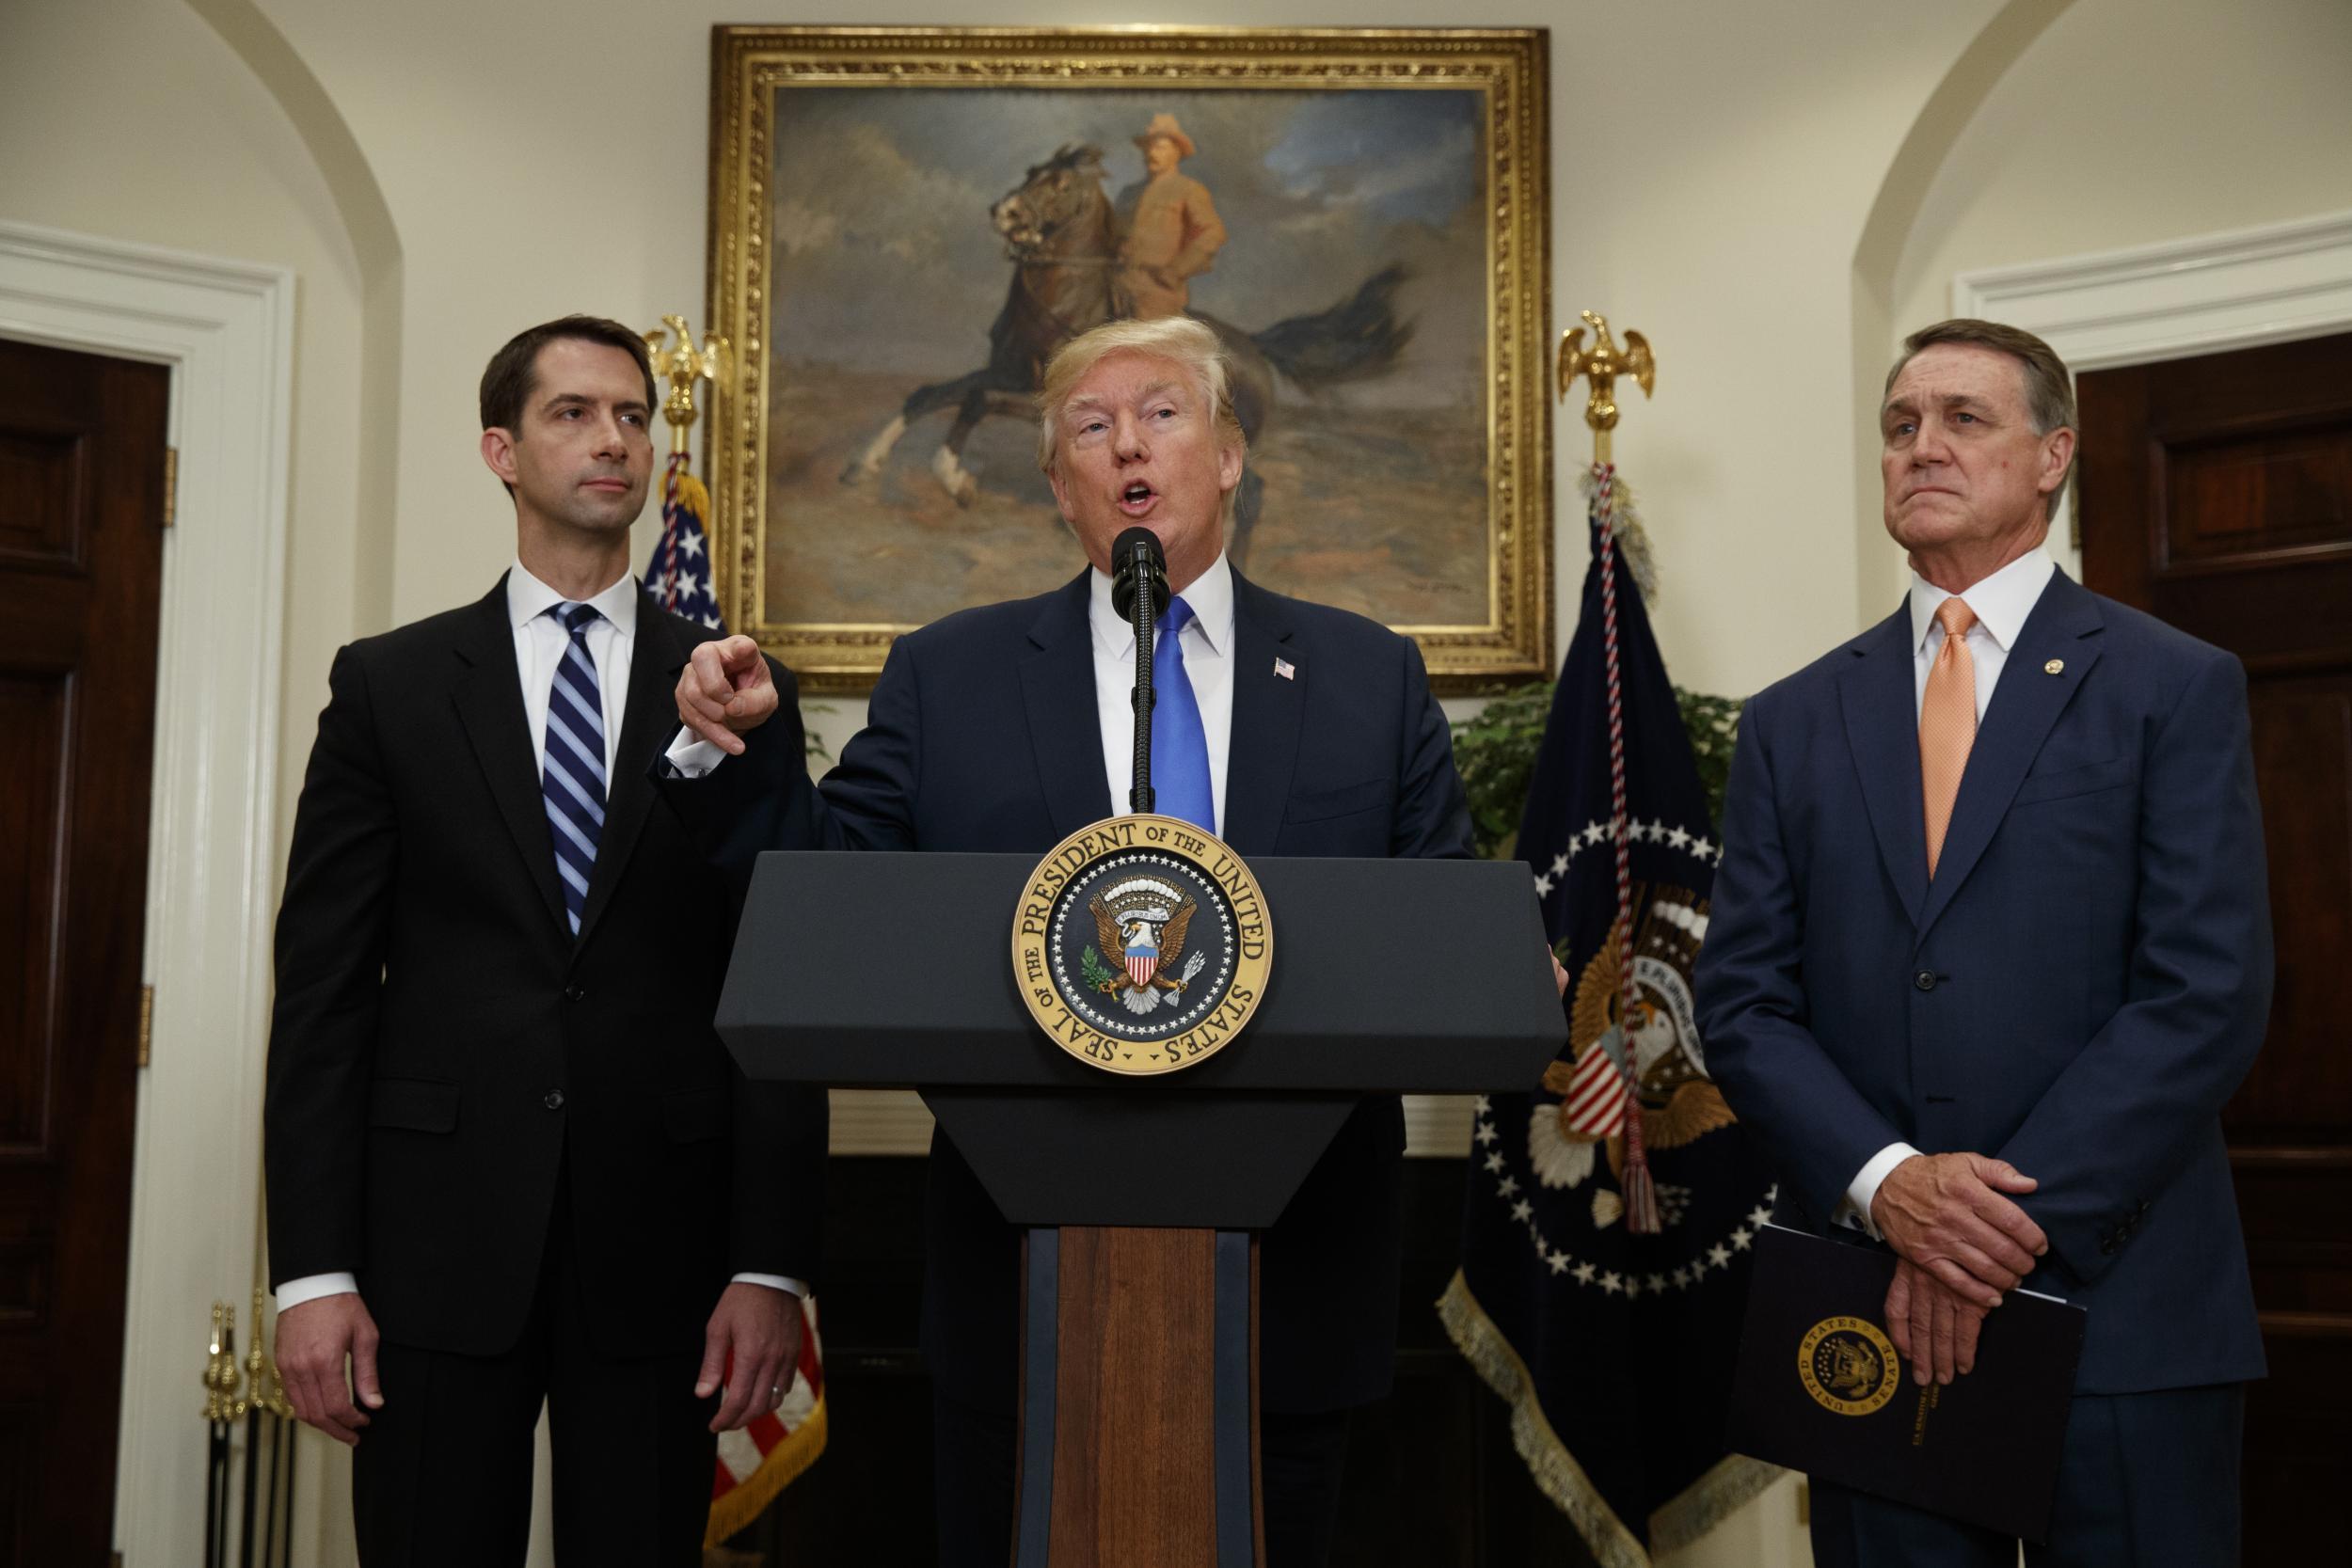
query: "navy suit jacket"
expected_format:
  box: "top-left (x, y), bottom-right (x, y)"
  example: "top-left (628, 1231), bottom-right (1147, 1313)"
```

top-left (679, 566), bottom-right (1473, 1413)
top-left (1693, 570), bottom-right (2271, 1395)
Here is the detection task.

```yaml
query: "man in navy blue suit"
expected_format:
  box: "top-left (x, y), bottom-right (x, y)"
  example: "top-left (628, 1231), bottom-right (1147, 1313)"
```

top-left (665, 315), bottom-right (1502, 1566)
top-left (1695, 319), bottom-right (2272, 1565)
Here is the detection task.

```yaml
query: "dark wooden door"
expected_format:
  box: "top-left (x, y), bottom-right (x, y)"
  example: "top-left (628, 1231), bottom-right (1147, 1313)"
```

top-left (0, 335), bottom-right (169, 1562)
top-left (2077, 328), bottom-right (2352, 1565)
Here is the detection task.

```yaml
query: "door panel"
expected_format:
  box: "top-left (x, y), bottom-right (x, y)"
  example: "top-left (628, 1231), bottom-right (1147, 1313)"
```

top-left (2078, 327), bottom-right (2352, 1565)
top-left (0, 334), bottom-right (168, 1563)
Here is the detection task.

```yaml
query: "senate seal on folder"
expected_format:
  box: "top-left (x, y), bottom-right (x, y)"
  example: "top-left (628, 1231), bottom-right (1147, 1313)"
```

top-left (1012, 815), bottom-right (1271, 1076)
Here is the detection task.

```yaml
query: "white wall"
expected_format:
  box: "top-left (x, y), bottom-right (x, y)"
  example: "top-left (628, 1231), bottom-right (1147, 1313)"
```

top-left (7, 0), bottom-right (2352, 1561)
top-left (1874, 0), bottom-right (2352, 605)
top-left (0, 0), bottom-right (370, 856)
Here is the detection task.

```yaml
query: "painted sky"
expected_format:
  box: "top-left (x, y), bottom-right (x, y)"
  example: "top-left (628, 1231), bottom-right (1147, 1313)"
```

top-left (766, 86), bottom-right (1487, 407)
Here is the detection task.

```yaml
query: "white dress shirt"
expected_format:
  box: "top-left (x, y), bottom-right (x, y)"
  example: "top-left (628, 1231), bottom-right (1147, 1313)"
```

top-left (665, 553), bottom-right (1243, 833)
top-left (278, 562), bottom-right (802, 1312)
top-left (1089, 552), bottom-right (1235, 832)
top-left (1841, 548), bottom-right (2058, 1238)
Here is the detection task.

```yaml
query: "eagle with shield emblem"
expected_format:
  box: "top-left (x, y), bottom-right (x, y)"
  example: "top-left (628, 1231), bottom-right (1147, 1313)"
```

top-left (1089, 885), bottom-right (1200, 1014)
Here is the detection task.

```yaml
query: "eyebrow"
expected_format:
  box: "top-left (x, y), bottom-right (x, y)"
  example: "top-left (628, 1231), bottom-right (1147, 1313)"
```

top-left (540, 391), bottom-right (649, 416)
top-left (1063, 380), bottom-right (1183, 419)
top-left (1883, 392), bottom-right (1997, 420)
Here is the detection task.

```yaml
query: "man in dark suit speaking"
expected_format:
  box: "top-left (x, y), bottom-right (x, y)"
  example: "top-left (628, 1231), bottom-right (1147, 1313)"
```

top-left (665, 314), bottom-right (1502, 1566)
top-left (1695, 319), bottom-right (2272, 1565)
top-left (264, 316), bottom-right (825, 1566)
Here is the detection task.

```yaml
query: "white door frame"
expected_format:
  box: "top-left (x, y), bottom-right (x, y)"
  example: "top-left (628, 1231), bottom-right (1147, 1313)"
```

top-left (1953, 207), bottom-right (2352, 577)
top-left (0, 219), bottom-right (294, 1562)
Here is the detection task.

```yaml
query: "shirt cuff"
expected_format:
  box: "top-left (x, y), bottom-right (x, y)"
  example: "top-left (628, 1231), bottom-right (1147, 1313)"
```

top-left (731, 1273), bottom-right (808, 1299)
top-left (1837, 1142), bottom-right (1923, 1241)
top-left (663, 728), bottom-right (728, 778)
top-left (275, 1272), bottom-right (359, 1312)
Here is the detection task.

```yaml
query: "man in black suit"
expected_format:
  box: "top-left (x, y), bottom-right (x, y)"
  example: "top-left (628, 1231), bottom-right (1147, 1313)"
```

top-left (665, 314), bottom-right (1553, 1566)
top-left (264, 316), bottom-right (825, 1566)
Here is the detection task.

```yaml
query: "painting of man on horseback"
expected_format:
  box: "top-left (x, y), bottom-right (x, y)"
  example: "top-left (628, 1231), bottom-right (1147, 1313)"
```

top-left (751, 80), bottom-right (1503, 649)
top-left (843, 114), bottom-right (1416, 573)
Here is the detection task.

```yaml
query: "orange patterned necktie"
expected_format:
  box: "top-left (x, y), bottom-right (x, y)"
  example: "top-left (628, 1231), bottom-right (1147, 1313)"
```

top-left (1919, 597), bottom-right (1978, 877)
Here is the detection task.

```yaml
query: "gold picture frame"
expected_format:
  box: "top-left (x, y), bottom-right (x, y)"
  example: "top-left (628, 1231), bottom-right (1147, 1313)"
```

top-left (706, 25), bottom-right (1551, 692)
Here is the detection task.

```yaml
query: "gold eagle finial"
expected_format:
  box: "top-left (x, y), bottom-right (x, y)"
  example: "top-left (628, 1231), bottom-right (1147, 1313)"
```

top-left (643, 314), bottom-right (728, 456)
top-left (1557, 309), bottom-right (1656, 464)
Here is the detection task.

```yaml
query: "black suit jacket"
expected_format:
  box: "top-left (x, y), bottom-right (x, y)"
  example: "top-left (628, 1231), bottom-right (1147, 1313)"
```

top-left (675, 567), bottom-right (1472, 1412)
top-left (264, 578), bottom-right (825, 1359)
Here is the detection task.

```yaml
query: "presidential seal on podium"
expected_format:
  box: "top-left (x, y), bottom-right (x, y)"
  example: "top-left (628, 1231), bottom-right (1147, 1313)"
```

top-left (1012, 814), bottom-right (1271, 1076)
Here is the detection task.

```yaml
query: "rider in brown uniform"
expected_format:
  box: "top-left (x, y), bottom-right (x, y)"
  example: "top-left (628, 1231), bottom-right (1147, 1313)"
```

top-left (1114, 113), bottom-right (1228, 320)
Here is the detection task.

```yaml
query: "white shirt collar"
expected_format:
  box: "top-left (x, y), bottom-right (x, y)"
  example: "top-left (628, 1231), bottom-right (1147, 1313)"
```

top-left (1089, 551), bottom-right (1234, 658)
top-left (1907, 546), bottom-right (2054, 655)
top-left (506, 558), bottom-right (639, 636)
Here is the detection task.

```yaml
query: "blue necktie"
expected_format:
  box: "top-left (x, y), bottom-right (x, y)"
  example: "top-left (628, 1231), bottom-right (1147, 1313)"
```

top-left (1151, 595), bottom-right (1215, 832)
top-left (541, 602), bottom-right (607, 935)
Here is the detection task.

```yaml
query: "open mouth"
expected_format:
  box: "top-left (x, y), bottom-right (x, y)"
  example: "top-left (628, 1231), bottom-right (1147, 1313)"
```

top-left (1119, 481), bottom-right (1157, 517)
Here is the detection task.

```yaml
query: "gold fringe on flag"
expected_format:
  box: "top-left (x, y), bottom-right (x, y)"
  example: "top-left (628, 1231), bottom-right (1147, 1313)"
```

top-left (703, 1391), bottom-right (831, 1549)
top-left (1437, 1271), bottom-right (1784, 1566)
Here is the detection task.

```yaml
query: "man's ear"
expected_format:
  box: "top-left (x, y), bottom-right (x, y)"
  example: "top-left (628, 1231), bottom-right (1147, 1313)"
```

top-left (1045, 459), bottom-right (1076, 523)
top-left (481, 426), bottom-right (519, 488)
top-left (2039, 425), bottom-right (2077, 497)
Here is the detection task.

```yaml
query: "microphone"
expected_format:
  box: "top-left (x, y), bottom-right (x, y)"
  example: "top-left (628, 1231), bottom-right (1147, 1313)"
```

top-left (1110, 528), bottom-right (1166, 815)
top-left (1109, 527), bottom-right (1167, 623)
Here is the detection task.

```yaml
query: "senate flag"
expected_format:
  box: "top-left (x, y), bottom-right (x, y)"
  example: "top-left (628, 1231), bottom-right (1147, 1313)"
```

top-left (1442, 474), bottom-right (1781, 1565)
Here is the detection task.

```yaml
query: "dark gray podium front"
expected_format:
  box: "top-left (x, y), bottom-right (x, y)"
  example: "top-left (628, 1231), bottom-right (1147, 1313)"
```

top-left (719, 850), bottom-right (1562, 1567)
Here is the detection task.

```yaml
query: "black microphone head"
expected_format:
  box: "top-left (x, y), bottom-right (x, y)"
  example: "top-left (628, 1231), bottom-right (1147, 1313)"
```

top-left (1109, 527), bottom-right (1168, 621)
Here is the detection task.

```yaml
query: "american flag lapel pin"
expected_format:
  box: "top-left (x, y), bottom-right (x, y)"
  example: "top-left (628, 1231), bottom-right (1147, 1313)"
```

top-left (1273, 657), bottom-right (1295, 681)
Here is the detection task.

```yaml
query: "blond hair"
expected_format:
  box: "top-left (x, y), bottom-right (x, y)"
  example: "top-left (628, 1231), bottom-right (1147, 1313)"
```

top-left (1035, 316), bottom-right (1248, 475)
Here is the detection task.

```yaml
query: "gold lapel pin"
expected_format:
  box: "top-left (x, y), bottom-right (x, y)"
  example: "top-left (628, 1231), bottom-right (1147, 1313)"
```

top-left (2044, 658), bottom-right (2065, 675)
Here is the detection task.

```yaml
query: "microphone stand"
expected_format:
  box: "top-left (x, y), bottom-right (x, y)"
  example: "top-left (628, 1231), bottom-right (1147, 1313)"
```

top-left (1127, 537), bottom-right (1157, 816)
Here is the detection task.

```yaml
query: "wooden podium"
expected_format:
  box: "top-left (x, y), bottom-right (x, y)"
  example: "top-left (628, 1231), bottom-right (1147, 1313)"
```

top-left (719, 849), bottom-right (1564, 1566)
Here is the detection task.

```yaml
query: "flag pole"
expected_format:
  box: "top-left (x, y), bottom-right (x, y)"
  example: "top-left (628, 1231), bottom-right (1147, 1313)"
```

top-left (642, 316), bottom-right (728, 615)
top-left (1557, 312), bottom-right (1661, 1232)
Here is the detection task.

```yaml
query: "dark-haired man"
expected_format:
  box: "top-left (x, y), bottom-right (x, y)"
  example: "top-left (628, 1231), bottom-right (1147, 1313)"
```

top-left (1697, 319), bottom-right (2270, 1565)
top-left (264, 315), bottom-right (825, 1565)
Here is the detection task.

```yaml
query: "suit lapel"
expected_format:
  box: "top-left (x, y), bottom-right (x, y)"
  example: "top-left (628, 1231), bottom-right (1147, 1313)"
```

top-left (1221, 574), bottom-right (1303, 858)
top-left (1837, 604), bottom-right (1931, 930)
top-left (1019, 572), bottom-right (1115, 838)
top-left (571, 591), bottom-right (678, 949)
top-left (1915, 571), bottom-right (2105, 940)
top-left (451, 578), bottom-right (571, 938)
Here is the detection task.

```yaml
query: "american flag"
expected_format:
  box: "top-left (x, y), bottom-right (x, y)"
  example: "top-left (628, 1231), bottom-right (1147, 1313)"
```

top-left (649, 449), bottom-right (831, 1544)
top-left (706, 1294), bottom-right (828, 1547)
top-left (648, 451), bottom-right (723, 630)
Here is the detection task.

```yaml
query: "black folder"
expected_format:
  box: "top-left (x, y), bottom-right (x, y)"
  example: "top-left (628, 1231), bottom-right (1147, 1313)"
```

top-left (1724, 1224), bottom-right (2086, 1541)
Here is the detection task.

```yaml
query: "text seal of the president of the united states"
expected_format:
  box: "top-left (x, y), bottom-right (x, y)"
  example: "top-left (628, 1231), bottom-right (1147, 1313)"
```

top-left (1012, 814), bottom-right (1272, 1076)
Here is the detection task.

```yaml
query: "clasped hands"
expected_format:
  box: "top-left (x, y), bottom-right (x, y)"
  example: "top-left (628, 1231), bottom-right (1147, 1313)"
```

top-left (1869, 1151), bottom-right (2047, 1389)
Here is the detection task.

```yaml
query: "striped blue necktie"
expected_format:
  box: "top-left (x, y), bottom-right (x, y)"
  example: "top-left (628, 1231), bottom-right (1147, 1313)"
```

top-left (541, 602), bottom-right (606, 935)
